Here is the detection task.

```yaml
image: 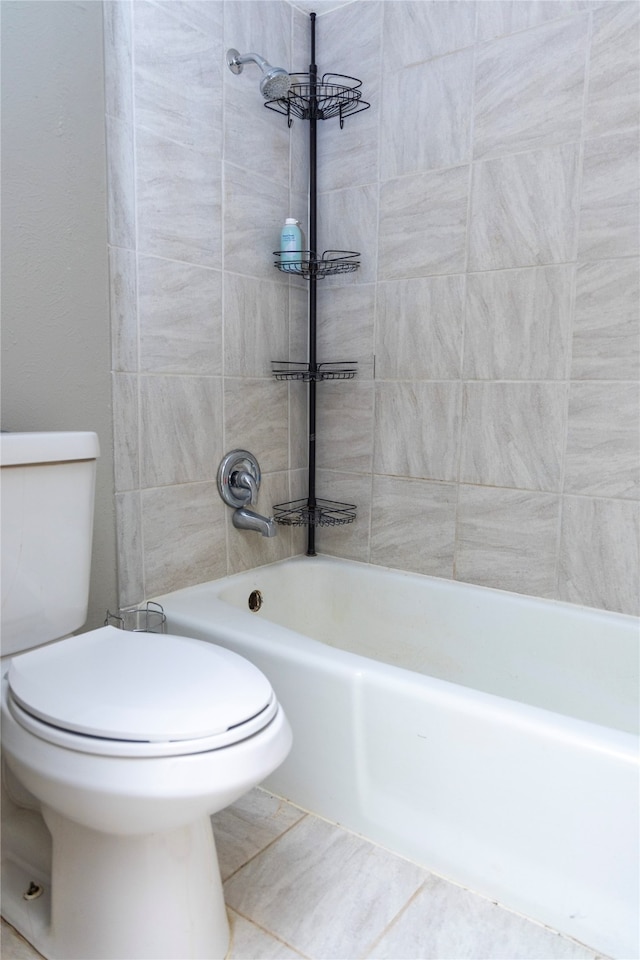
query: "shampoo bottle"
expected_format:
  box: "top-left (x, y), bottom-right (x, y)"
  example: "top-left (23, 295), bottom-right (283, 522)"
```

top-left (280, 218), bottom-right (303, 273)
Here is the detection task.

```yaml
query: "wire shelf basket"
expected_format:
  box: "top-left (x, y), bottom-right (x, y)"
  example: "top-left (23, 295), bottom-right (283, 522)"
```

top-left (273, 498), bottom-right (357, 527)
top-left (104, 601), bottom-right (167, 634)
top-left (274, 249), bottom-right (360, 278)
top-left (271, 360), bottom-right (357, 382)
top-left (265, 73), bottom-right (371, 127)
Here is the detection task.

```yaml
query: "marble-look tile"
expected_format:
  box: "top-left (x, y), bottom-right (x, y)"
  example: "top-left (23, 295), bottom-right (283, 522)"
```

top-left (578, 132), bottom-right (640, 260)
top-left (460, 383), bottom-right (567, 491)
top-left (105, 115), bottom-right (135, 250)
top-left (224, 164), bottom-right (290, 281)
top-left (224, 815), bottom-right (426, 960)
top-left (473, 15), bottom-right (588, 159)
top-left (455, 486), bottom-right (561, 597)
top-left (558, 496), bottom-right (640, 615)
top-left (571, 259), bottom-right (640, 380)
top-left (228, 911), bottom-right (304, 960)
top-left (227, 471), bottom-right (294, 574)
top-left (316, 283), bottom-right (375, 379)
top-left (374, 382), bottom-right (461, 482)
top-left (139, 375), bottom-right (223, 487)
top-left (138, 256), bottom-right (222, 375)
top-left (112, 373), bottom-right (139, 492)
top-left (376, 276), bottom-right (464, 380)
top-left (224, 79), bottom-right (290, 190)
top-left (212, 789), bottom-right (306, 882)
top-left (383, 1), bottom-right (476, 68)
top-left (318, 103), bottom-right (379, 192)
top-left (585, 2), bottom-right (640, 138)
top-left (103, 0), bottom-right (133, 124)
top-left (317, 380), bottom-right (374, 473)
top-left (292, 4), bottom-right (311, 72)
top-left (142, 481), bottom-right (227, 596)
top-left (314, 469), bottom-right (372, 562)
top-left (115, 491), bottom-right (144, 608)
top-left (290, 108), bottom-right (310, 200)
top-left (136, 129), bottom-right (221, 267)
top-left (316, 0), bottom-right (382, 80)
top-left (225, 274), bottom-right (289, 379)
top-left (469, 144), bottom-right (580, 271)
top-left (317, 183), bottom-right (379, 284)
top-left (367, 872), bottom-right (601, 960)
top-left (379, 166), bottom-right (469, 279)
top-left (463, 265), bottom-right (573, 380)
top-left (294, 0), bottom-right (349, 12)
top-left (224, 378), bottom-right (289, 474)
top-left (309, 0), bottom-right (381, 192)
top-left (0, 921), bottom-right (44, 960)
top-left (153, 0), bottom-right (224, 38)
top-left (370, 475), bottom-right (457, 577)
top-left (476, 1), bottom-right (591, 41)
top-left (224, 1), bottom-right (292, 77)
top-left (381, 50), bottom-right (473, 178)
top-left (108, 245), bottom-right (137, 373)
top-left (289, 379), bottom-right (308, 471)
top-left (133, 1), bottom-right (222, 154)
top-left (289, 283), bottom-right (308, 365)
top-left (564, 382), bottom-right (640, 499)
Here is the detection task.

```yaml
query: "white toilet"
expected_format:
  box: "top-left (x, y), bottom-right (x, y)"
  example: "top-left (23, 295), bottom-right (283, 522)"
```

top-left (0, 431), bottom-right (292, 960)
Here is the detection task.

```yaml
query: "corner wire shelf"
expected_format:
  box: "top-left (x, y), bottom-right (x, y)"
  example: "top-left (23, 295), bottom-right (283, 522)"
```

top-left (273, 498), bottom-right (357, 528)
top-left (265, 73), bottom-right (371, 128)
top-left (274, 249), bottom-right (360, 279)
top-left (272, 360), bottom-right (357, 382)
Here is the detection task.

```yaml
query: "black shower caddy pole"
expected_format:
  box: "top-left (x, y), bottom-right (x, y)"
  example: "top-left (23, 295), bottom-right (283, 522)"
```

top-left (307, 12), bottom-right (318, 557)
top-left (268, 12), bottom-right (363, 536)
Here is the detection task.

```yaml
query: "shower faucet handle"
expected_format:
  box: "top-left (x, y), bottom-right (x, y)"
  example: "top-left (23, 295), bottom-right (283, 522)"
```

top-left (217, 450), bottom-right (262, 508)
top-left (233, 469), bottom-right (258, 506)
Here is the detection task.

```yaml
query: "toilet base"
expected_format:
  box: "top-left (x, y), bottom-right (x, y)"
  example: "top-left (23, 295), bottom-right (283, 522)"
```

top-left (41, 806), bottom-right (229, 960)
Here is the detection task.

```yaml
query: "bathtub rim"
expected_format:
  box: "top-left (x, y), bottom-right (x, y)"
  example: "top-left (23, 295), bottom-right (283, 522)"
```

top-left (155, 553), bottom-right (638, 629)
top-left (152, 555), bottom-right (639, 755)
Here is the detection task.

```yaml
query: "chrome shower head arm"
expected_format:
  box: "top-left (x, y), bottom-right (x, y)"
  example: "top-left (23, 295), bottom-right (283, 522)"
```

top-left (226, 48), bottom-right (292, 100)
top-left (226, 49), bottom-right (269, 75)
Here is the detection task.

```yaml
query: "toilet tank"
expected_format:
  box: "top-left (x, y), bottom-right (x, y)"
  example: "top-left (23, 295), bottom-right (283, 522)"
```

top-left (1, 431), bottom-right (100, 656)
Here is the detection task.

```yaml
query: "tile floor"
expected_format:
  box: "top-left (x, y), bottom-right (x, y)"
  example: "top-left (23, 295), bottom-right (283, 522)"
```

top-left (1, 788), bottom-right (609, 960)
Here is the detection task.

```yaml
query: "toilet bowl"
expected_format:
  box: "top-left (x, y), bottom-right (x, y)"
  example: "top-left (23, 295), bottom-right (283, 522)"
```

top-left (1, 431), bottom-right (292, 960)
top-left (1, 626), bottom-right (292, 960)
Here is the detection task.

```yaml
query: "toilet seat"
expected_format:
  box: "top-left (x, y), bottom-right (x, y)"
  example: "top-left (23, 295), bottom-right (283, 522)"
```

top-left (7, 626), bottom-right (277, 757)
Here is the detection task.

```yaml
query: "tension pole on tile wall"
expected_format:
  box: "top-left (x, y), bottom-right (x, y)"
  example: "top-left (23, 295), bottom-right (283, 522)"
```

top-left (307, 11), bottom-right (318, 556)
top-left (269, 12), bottom-right (368, 552)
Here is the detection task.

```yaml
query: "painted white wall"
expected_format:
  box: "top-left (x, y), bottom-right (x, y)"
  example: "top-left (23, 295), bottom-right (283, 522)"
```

top-left (1, 0), bottom-right (117, 629)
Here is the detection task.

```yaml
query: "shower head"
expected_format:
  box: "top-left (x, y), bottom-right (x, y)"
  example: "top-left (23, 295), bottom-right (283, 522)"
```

top-left (260, 66), bottom-right (293, 100)
top-left (226, 48), bottom-right (292, 100)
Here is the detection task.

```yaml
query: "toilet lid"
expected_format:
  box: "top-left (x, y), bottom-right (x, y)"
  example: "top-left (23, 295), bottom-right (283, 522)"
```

top-left (8, 626), bottom-right (273, 743)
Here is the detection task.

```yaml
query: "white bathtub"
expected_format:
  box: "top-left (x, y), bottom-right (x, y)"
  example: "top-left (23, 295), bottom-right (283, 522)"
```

top-left (154, 556), bottom-right (639, 959)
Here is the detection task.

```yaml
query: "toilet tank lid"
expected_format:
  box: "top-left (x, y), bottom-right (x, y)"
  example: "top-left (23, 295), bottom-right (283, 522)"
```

top-left (0, 431), bottom-right (100, 466)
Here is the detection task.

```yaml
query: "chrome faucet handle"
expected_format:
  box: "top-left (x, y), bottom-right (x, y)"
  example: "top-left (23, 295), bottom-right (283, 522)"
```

top-left (217, 450), bottom-right (262, 508)
top-left (233, 469), bottom-right (258, 506)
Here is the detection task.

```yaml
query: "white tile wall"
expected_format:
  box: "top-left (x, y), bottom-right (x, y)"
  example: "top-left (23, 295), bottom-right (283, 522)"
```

top-left (104, 0), bottom-right (302, 602)
top-left (313, 0), bottom-right (639, 614)
top-left (105, 0), bottom-right (640, 614)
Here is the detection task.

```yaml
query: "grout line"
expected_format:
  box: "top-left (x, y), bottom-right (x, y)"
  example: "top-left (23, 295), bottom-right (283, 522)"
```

top-left (227, 908), bottom-right (312, 960)
top-left (220, 812), bottom-right (309, 886)
top-left (359, 879), bottom-right (428, 960)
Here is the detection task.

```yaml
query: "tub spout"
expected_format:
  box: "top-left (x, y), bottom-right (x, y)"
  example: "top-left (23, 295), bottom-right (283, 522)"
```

top-left (232, 506), bottom-right (278, 538)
